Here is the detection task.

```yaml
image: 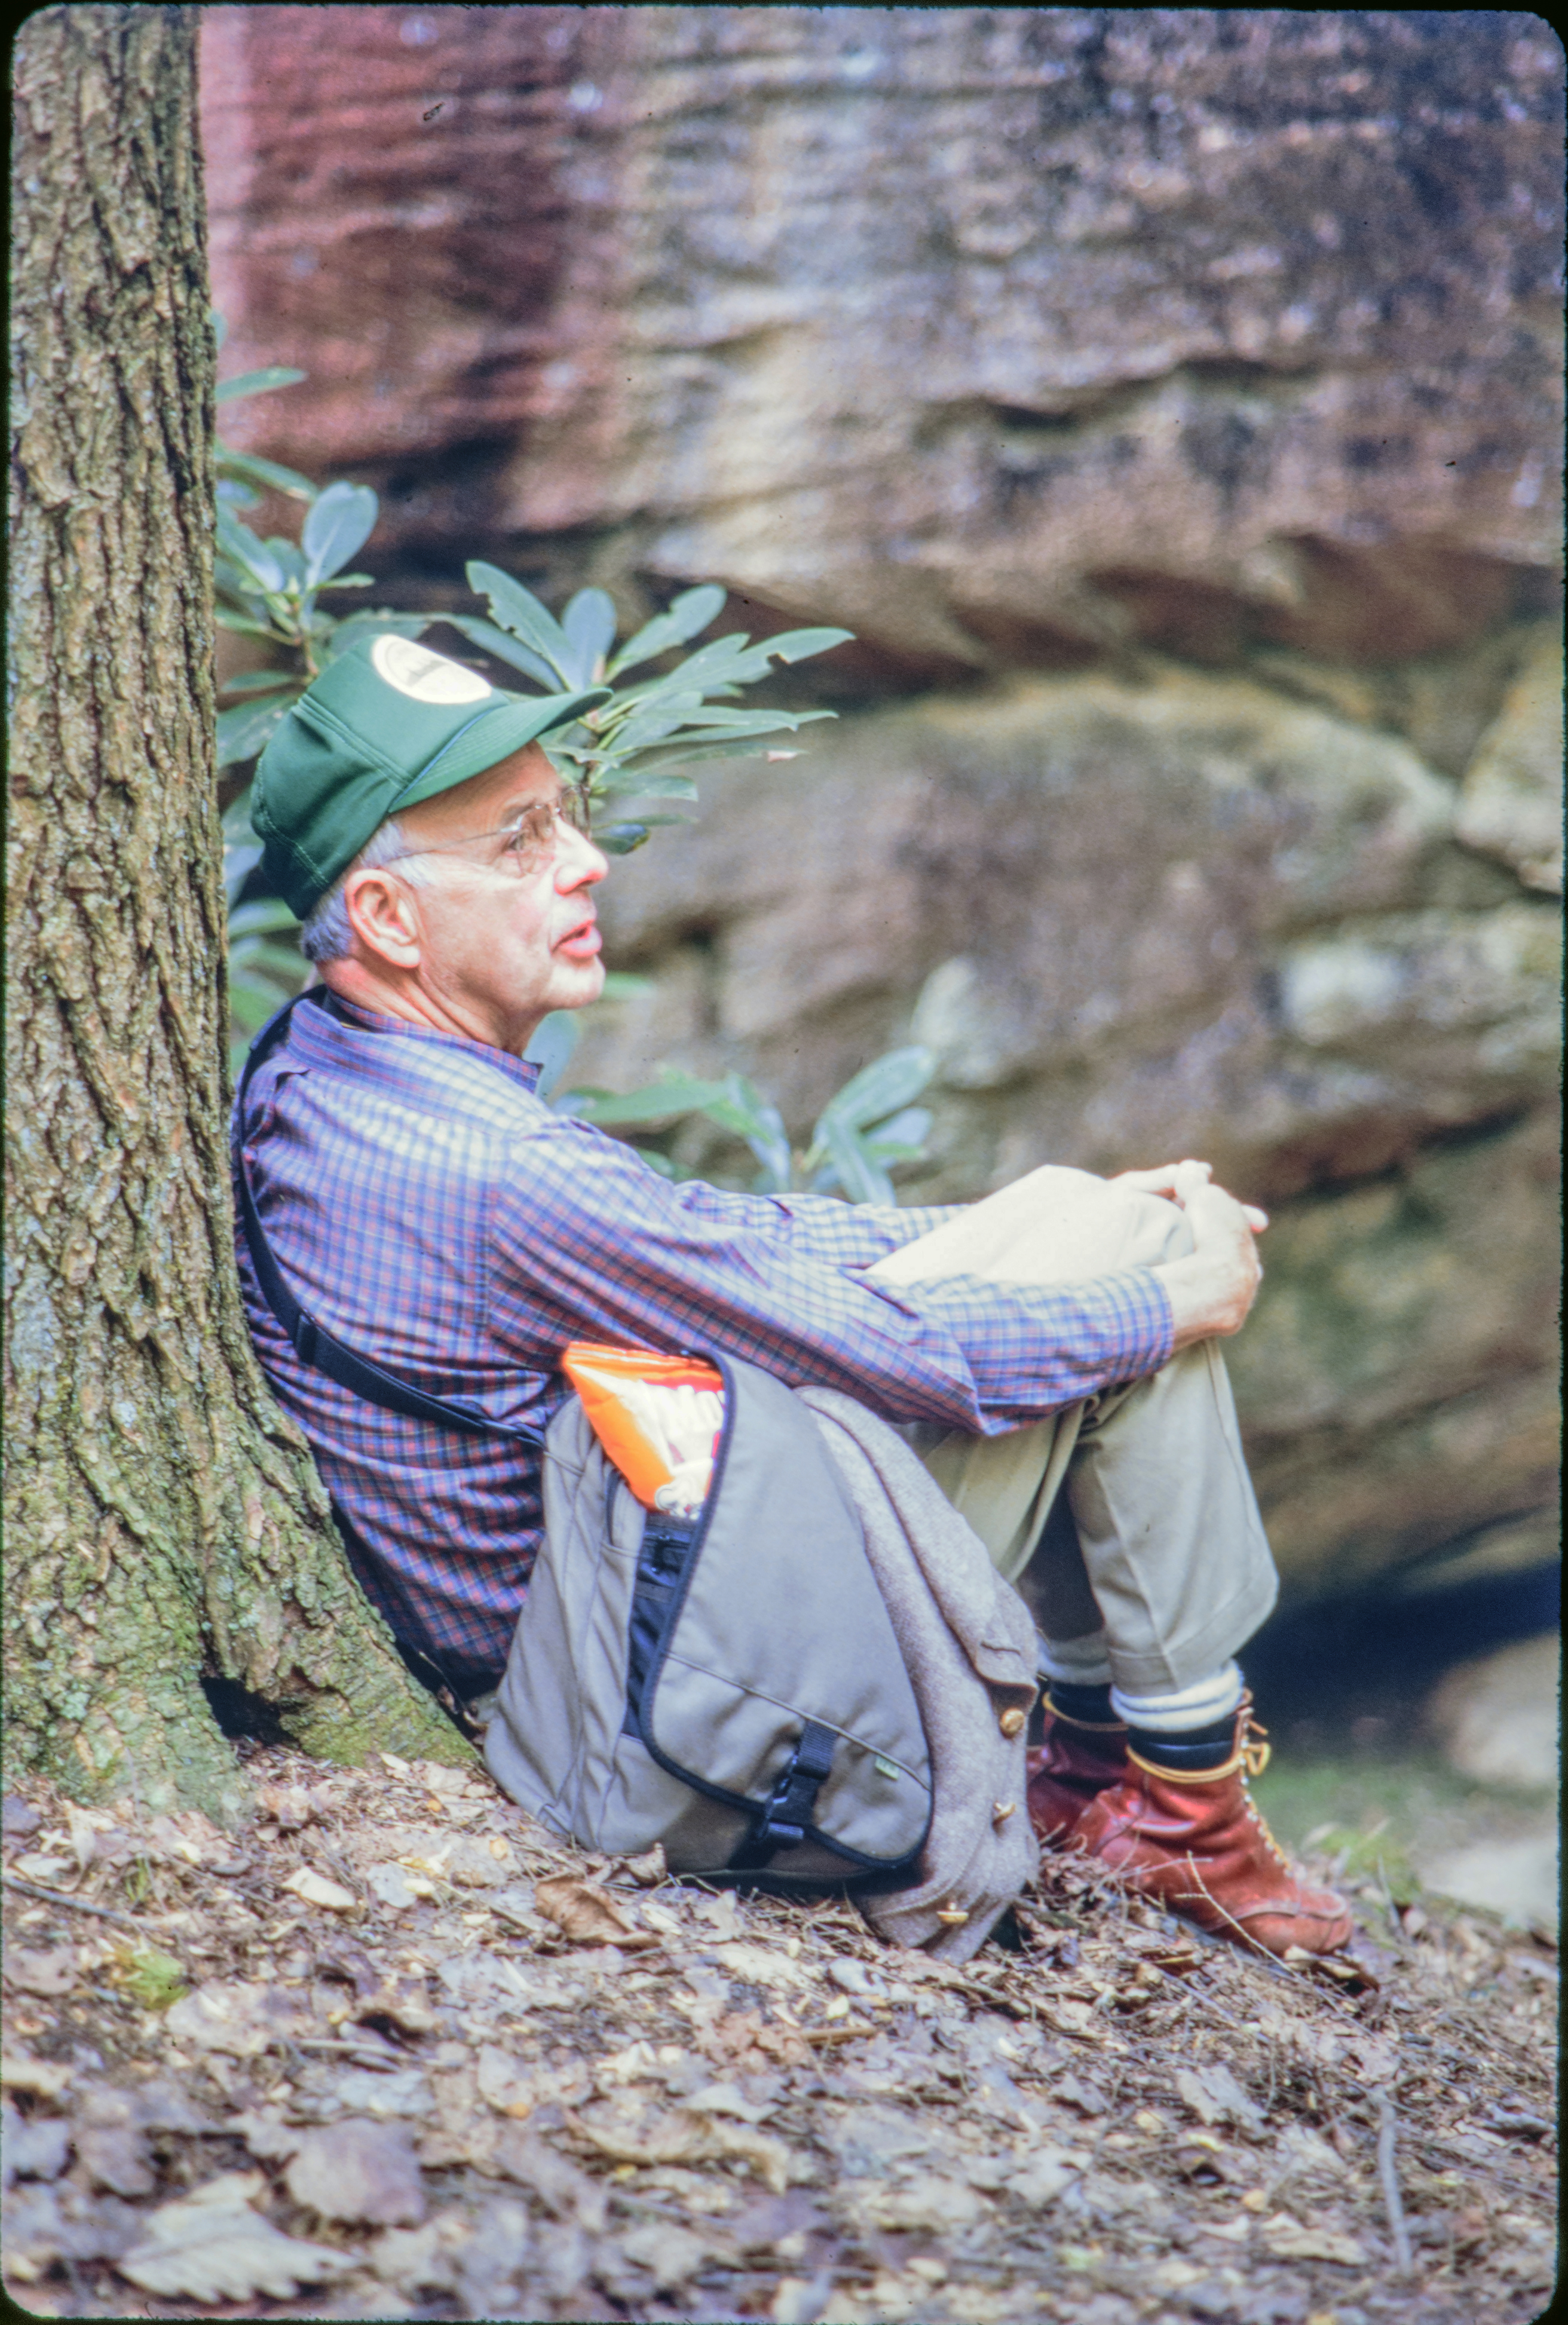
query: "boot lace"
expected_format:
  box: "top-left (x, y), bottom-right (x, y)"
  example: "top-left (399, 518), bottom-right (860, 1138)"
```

top-left (1237, 1704), bottom-right (1290, 1869)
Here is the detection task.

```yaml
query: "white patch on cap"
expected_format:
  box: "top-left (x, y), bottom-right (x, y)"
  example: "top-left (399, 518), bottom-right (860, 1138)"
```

top-left (370, 634), bottom-right (492, 705)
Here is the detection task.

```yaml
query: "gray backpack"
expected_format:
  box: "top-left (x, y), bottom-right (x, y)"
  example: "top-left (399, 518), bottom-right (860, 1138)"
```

top-left (238, 1000), bottom-right (932, 1893)
top-left (484, 1350), bottom-right (933, 1890)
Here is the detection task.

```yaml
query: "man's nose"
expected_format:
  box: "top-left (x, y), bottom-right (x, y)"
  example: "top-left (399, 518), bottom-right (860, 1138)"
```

top-left (556, 821), bottom-right (608, 888)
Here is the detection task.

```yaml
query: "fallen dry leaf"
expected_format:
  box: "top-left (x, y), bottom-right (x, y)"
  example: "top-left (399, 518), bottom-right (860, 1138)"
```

top-left (282, 1866), bottom-right (359, 1912)
top-left (257, 1784), bottom-right (315, 1831)
top-left (117, 2172), bottom-right (352, 2301)
top-left (1, 2100), bottom-right (71, 2183)
top-left (700, 2008), bottom-right (812, 2071)
top-left (711, 1941), bottom-right (811, 1991)
top-left (534, 1874), bottom-right (659, 1948)
top-left (568, 2103), bottom-right (794, 2192)
top-left (618, 2218), bottom-right (730, 2291)
top-left (488, 2122), bottom-right (608, 2231)
top-left (64, 1806), bottom-right (102, 1873)
top-left (442, 1837), bottom-right (513, 1888)
top-left (231, 2109), bottom-right (304, 2162)
top-left (411, 1760), bottom-right (472, 1797)
top-left (827, 1957), bottom-right (878, 1997)
top-left (285, 2119), bottom-right (427, 2227)
top-left (164, 1980), bottom-right (312, 2058)
top-left (640, 1900), bottom-right (687, 1938)
top-left (0, 2053), bottom-right (72, 2098)
top-left (683, 2080), bottom-right (777, 2124)
top-left (691, 1892), bottom-right (746, 1940)
top-left (367, 2216), bottom-right (468, 2293)
top-left (1174, 2061), bottom-right (1263, 2134)
top-left (330, 2066), bottom-right (434, 2120)
top-left (348, 1967), bottom-right (439, 2035)
top-left (76, 2121), bottom-right (154, 2199)
top-left (4, 1947), bottom-right (78, 1998)
top-left (1004, 2150), bottom-right (1080, 2207)
top-left (365, 1862), bottom-right (434, 1909)
top-left (1263, 2213), bottom-right (1368, 2265)
top-left (144, 1815), bottom-right (205, 1867)
top-left (475, 2043), bottom-right (539, 2117)
top-left (840, 2170), bottom-right (990, 2237)
top-left (1350, 2029), bottom-right (1401, 2083)
top-left (595, 2038), bottom-right (664, 2087)
top-left (8, 1851), bottom-right (77, 1886)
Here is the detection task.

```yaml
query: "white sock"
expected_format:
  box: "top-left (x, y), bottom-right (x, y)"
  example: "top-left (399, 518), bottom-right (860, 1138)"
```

top-left (1110, 1661), bottom-right (1244, 1734)
top-left (1036, 1630), bottom-right (1114, 1689)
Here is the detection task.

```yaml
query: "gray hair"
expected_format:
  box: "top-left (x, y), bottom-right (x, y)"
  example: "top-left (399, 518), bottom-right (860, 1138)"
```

top-left (298, 816), bottom-right (434, 963)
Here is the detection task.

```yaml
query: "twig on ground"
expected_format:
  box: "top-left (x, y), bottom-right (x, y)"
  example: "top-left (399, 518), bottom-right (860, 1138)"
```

top-left (292, 2035), bottom-right (410, 2067)
top-left (1, 1871), bottom-right (138, 1926)
top-left (945, 1972), bottom-right (1033, 2020)
top-left (1149, 1963), bottom-right (1246, 2030)
top-left (1375, 2086), bottom-right (1414, 2276)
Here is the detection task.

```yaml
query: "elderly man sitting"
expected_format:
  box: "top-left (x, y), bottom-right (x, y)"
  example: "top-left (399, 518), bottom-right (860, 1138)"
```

top-left (235, 633), bottom-right (1351, 1960)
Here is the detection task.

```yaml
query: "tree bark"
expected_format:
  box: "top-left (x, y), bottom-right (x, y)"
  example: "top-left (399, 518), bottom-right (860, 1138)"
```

top-left (6, 4), bottom-right (460, 1819)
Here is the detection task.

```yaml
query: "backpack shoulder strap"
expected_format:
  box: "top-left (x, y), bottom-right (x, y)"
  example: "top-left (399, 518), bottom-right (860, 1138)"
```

top-left (236, 991), bottom-right (542, 1449)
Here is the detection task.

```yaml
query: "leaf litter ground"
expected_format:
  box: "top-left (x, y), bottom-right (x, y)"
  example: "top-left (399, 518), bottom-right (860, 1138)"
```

top-left (2, 1740), bottom-right (1555, 2322)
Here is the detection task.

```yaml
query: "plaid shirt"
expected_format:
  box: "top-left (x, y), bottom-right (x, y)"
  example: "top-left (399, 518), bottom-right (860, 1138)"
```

top-left (234, 992), bottom-right (1172, 1693)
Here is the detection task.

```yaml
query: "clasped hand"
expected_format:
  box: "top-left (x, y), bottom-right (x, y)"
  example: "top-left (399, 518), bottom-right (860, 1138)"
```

top-left (1111, 1159), bottom-right (1267, 1349)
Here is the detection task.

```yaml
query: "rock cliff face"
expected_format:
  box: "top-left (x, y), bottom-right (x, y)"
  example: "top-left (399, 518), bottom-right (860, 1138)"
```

top-left (202, 6), bottom-right (1562, 1602)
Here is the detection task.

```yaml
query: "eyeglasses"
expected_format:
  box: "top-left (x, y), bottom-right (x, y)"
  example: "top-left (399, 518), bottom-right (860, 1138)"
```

top-left (382, 791), bottom-right (594, 881)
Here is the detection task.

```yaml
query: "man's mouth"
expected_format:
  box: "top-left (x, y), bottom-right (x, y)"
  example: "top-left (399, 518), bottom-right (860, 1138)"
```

top-left (555, 914), bottom-right (602, 960)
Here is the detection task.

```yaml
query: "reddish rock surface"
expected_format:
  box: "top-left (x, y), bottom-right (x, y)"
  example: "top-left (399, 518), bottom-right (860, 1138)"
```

top-left (204, 7), bottom-right (1563, 664)
top-left (203, 5), bottom-right (583, 475)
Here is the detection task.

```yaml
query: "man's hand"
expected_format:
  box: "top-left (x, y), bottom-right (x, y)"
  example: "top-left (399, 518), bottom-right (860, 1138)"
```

top-left (1114, 1159), bottom-right (1268, 1348)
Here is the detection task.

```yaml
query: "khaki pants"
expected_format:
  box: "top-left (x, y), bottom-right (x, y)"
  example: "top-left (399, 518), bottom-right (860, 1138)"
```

top-left (867, 1166), bottom-right (1278, 1695)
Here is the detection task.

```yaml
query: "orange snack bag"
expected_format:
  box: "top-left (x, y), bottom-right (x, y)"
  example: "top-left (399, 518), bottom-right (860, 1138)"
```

top-left (561, 1342), bottom-right (726, 1514)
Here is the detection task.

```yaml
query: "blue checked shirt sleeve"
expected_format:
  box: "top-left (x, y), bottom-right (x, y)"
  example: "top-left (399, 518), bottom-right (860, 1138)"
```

top-left (489, 1121), bottom-right (1173, 1435)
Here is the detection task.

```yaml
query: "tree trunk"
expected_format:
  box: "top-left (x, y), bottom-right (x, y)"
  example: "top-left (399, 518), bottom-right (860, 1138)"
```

top-left (6, 4), bottom-right (460, 1820)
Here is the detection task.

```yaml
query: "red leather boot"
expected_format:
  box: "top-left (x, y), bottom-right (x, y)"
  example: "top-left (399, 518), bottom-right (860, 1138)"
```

top-left (1026, 1698), bottom-right (1128, 1846)
top-left (1069, 1698), bottom-right (1353, 1958)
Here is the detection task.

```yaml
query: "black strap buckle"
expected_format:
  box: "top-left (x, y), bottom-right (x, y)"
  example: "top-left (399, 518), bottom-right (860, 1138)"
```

top-left (731, 1720), bottom-right (837, 1866)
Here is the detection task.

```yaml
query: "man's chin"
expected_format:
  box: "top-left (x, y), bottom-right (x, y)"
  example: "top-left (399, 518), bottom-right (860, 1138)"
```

top-left (552, 958), bottom-right (607, 1010)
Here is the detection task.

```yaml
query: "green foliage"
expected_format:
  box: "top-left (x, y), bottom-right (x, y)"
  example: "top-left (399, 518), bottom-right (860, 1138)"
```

top-left (214, 475), bottom-right (420, 768)
top-left (445, 562), bottom-right (852, 856)
top-left (213, 313), bottom-right (429, 774)
top-left (108, 1941), bottom-right (188, 2010)
top-left (555, 1042), bottom-right (937, 1201)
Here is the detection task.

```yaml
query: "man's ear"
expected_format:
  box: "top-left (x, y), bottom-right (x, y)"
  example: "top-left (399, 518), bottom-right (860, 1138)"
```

top-left (342, 867), bottom-right (423, 972)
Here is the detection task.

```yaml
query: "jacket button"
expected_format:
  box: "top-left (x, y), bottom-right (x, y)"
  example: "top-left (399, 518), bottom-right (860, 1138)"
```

top-left (998, 1707), bottom-right (1026, 1738)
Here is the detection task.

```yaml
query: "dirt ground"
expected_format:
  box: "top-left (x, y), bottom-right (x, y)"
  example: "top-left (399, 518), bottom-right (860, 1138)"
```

top-left (2, 1740), bottom-right (1557, 2324)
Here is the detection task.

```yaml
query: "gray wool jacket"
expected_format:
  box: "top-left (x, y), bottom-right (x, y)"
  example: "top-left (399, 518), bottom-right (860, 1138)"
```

top-left (798, 1387), bottom-right (1040, 1961)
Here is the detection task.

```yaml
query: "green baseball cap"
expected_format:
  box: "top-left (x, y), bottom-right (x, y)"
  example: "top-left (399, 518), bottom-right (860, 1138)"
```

top-left (252, 631), bottom-right (611, 917)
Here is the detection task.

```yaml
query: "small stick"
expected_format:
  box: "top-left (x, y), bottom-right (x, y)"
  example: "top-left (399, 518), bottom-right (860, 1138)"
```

top-left (1149, 1963), bottom-right (1247, 2030)
top-left (291, 2035), bottom-right (410, 2068)
top-left (943, 1973), bottom-right (1033, 2020)
top-left (1, 1872), bottom-right (138, 1927)
top-left (1375, 2087), bottom-right (1414, 2276)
